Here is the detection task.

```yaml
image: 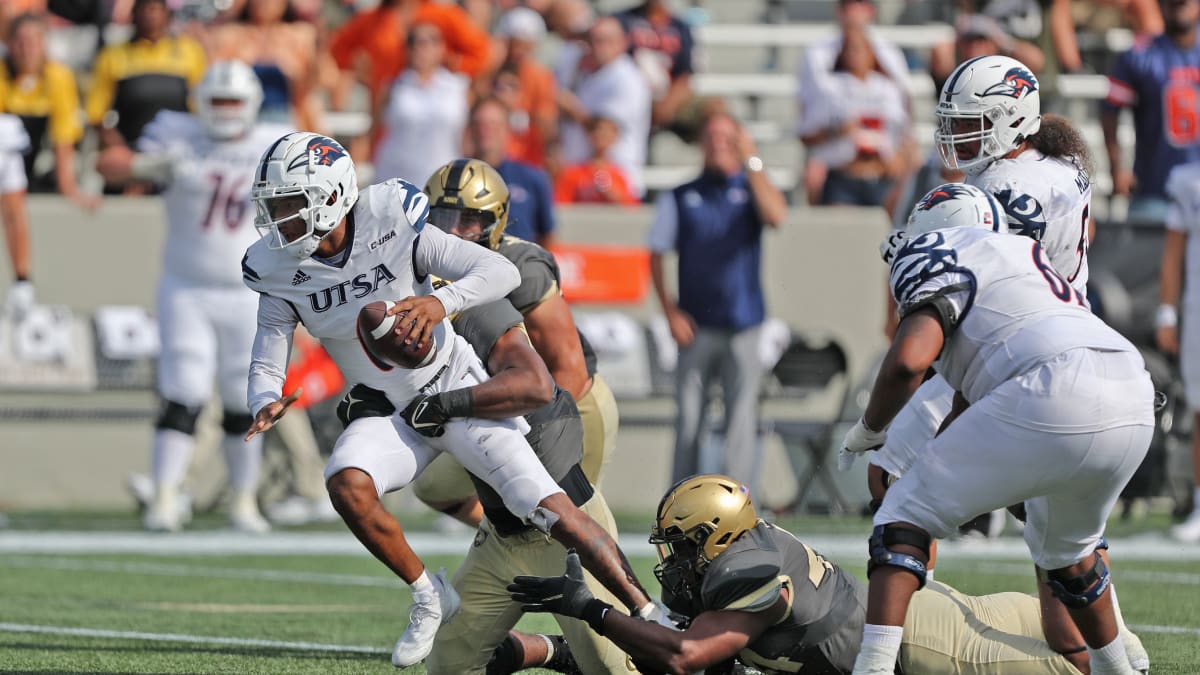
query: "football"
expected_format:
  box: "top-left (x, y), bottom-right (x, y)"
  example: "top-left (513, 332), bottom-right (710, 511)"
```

top-left (356, 300), bottom-right (437, 369)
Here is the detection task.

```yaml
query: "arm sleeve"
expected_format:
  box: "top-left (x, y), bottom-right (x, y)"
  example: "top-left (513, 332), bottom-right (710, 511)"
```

top-left (451, 299), bottom-right (525, 364)
top-left (418, 226), bottom-right (521, 316)
top-left (647, 191), bottom-right (678, 253)
top-left (85, 49), bottom-right (115, 125)
top-left (247, 293), bottom-right (298, 418)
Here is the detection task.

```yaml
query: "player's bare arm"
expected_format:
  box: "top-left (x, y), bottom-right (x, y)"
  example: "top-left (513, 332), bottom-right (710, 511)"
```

top-left (522, 293), bottom-right (592, 399)
top-left (862, 307), bottom-right (945, 432)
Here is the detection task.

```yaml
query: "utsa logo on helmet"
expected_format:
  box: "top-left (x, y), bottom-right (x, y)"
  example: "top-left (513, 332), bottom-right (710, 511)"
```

top-left (917, 183), bottom-right (972, 211)
top-left (287, 136), bottom-right (347, 172)
top-left (983, 67), bottom-right (1038, 99)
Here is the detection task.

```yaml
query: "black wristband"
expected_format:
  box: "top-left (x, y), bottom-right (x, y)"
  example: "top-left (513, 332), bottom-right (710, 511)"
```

top-left (581, 599), bottom-right (612, 635)
top-left (437, 387), bottom-right (474, 418)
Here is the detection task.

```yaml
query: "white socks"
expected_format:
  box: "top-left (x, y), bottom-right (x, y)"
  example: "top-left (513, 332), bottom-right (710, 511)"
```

top-left (411, 570), bottom-right (434, 597)
top-left (1088, 635), bottom-right (1135, 675)
top-left (852, 624), bottom-right (903, 675)
top-left (151, 429), bottom-right (194, 490)
top-left (222, 432), bottom-right (263, 493)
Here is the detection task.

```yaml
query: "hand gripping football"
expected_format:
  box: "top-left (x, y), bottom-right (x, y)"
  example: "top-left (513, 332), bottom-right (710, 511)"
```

top-left (357, 300), bottom-right (437, 369)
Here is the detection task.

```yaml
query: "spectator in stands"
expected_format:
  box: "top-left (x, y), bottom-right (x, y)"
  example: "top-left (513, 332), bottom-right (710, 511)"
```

top-left (796, 0), bottom-right (909, 207)
top-left (371, 21), bottom-right (470, 186)
top-left (1103, 0), bottom-right (1200, 224)
top-left (555, 116), bottom-right (639, 206)
top-left (202, 0), bottom-right (324, 131)
top-left (558, 16), bottom-right (651, 198)
top-left (649, 111), bottom-right (787, 488)
top-left (85, 0), bottom-right (205, 153)
top-left (796, 23), bottom-right (914, 212)
top-left (1049, 0), bottom-right (1164, 75)
top-left (330, 0), bottom-right (491, 118)
top-left (614, 0), bottom-right (701, 141)
top-left (930, 13), bottom-right (1045, 91)
top-left (0, 13), bottom-right (97, 209)
top-left (0, 114), bottom-right (33, 321)
top-left (492, 8), bottom-right (558, 168)
top-left (466, 96), bottom-right (556, 247)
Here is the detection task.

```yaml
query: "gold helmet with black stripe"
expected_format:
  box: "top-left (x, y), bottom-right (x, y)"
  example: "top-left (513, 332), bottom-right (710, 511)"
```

top-left (650, 475), bottom-right (758, 606)
top-left (424, 158), bottom-right (510, 250)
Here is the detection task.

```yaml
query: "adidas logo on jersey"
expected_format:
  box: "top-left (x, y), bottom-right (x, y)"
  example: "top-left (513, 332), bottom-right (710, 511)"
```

top-left (292, 270), bottom-right (312, 286)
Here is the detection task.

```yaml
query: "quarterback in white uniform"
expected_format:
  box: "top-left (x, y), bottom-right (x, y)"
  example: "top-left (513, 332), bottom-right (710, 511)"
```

top-left (97, 61), bottom-right (291, 534)
top-left (0, 114), bottom-right (34, 319)
top-left (842, 184), bottom-right (1154, 675)
top-left (241, 133), bottom-right (659, 667)
top-left (1158, 162), bottom-right (1200, 543)
top-left (869, 56), bottom-right (1093, 505)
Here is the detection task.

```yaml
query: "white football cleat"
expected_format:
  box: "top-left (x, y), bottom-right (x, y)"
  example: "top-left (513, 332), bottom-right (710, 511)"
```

top-left (143, 485), bottom-right (192, 532)
top-left (265, 495), bottom-right (340, 526)
top-left (391, 568), bottom-right (459, 668)
top-left (229, 492), bottom-right (271, 534)
top-left (1171, 510), bottom-right (1200, 543)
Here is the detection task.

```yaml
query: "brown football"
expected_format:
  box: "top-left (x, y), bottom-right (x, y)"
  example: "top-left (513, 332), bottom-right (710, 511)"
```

top-left (357, 300), bottom-right (436, 369)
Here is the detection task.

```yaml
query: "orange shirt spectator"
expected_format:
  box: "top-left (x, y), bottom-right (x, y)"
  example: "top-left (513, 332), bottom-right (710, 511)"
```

top-left (330, 0), bottom-right (491, 109)
top-left (493, 8), bottom-right (557, 168)
top-left (554, 116), bottom-right (639, 206)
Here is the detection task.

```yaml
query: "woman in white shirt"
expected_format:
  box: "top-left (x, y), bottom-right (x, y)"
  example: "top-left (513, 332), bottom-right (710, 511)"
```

top-left (371, 22), bottom-right (470, 187)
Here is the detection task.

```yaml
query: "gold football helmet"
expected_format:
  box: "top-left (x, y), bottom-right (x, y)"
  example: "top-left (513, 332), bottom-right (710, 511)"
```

top-left (650, 475), bottom-right (758, 607)
top-left (424, 158), bottom-right (510, 249)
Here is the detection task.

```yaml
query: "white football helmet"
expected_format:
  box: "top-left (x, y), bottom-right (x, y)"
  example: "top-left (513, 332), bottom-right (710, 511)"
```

top-left (905, 183), bottom-right (1008, 237)
top-left (251, 132), bottom-right (359, 259)
top-left (936, 55), bottom-right (1041, 175)
top-left (195, 60), bottom-right (263, 140)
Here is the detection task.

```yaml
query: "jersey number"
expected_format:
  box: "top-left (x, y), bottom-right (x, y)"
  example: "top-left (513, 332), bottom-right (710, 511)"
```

top-left (1033, 242), bottom-right (1084, 306)
top-left (201, 173), bottom-right (249, 231)
top-left (1165, 82), bottom-right (1200, 147)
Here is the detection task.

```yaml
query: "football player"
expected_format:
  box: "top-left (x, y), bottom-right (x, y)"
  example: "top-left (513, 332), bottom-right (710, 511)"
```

top-left (240, 132), bottom-right (659, 667)
top-left (510, 474), bottom-right (1084, 675)
top-left (96, 60), bottom-right (291, 533)
top-left (1, 114), bottom-right (33, 320)
top-left (410, 158), bottom-right (619, 525)
top-left (839, 185), bottom-right (1152, 675)
top-left (1159, 161), bottom-right (1200, 544)
top-left (337, 292), bottom-right (635, 674)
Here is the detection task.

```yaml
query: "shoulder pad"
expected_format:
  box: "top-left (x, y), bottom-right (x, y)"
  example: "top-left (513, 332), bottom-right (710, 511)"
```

top-left (0, 114), bottom-right (30, 154)
top-left (497, 236), bottom-right (559, 313)
top-left (138, 110), bottom-right (203, 154)
top-left (241, 240), bottom-right (282, 291)
top-left (701, 536), bottom-right (784, 613)
top-left (376, 178), bottom-right (430, 234)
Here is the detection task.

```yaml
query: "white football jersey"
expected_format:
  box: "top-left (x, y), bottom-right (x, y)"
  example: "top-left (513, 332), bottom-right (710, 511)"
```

top-left (890, 227), bottom-right (1135, 408)
top-left (1166, 162), bottom-right (1200, 310)
top-left (968, 149), bottom-right (1092, 295)
top-left (243, 179), bottom-right (521, 415)
top-left (139, 111), bottom-right (293, 287)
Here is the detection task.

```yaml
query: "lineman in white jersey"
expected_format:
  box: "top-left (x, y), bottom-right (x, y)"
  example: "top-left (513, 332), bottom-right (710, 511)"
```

top-left (841, 184), bottom-right (1154, 675)
top-left (97, 60), bottom-right (290, 533)
top-left (865, 56), bottom-right (1094, 508)
top-left (1157, 162), bottom-right (1200, 542)
top-left (240, 132), bottom-right (660, 667)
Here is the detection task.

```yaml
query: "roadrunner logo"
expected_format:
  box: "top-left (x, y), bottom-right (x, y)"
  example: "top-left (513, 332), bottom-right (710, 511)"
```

top-left (983, 67), bottom-right (1038, 99)
top-left (916, 184), bottom-right (973, 211)
top-left (289, 136), bottom-right (347, 172)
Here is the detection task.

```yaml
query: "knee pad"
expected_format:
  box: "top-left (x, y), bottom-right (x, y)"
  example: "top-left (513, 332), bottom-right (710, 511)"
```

top-left (221, 410), bottom-right (254, 436)
top-left (868, 524), bottom-right (931, 589)
top-left (1044, 551), bottom-right (1110, 609)
top-left (155, 400), bottom-right (203, 435)
top-left (1095, 536), bottom-right (1109, 552)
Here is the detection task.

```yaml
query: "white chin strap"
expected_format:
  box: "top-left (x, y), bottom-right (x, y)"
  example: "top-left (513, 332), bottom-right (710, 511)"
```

top-left (288, 234), bottom-right (322, 259)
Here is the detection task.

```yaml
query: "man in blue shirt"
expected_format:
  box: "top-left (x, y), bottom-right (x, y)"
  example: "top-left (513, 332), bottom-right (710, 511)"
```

top-left (1102, 0), bottom-right (1200, 224)
top-left (648, 111), bottom-right (787, 486)
top-left (468, 96), bottom-right (557, 248)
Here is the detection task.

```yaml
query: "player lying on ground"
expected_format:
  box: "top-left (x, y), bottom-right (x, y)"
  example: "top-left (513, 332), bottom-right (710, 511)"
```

top-left (509, 473), bottom-right (1097, 675)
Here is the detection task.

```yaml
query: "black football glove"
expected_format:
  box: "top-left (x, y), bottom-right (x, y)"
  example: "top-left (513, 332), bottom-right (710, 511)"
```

top-left (400, 393), bottom-right (451, 438)
top-left (508, 550), bottom-right (598, 619)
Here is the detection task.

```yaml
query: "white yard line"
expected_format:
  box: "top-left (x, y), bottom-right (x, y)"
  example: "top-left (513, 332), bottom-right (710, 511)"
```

top-left (0, 622), bottom-right (389, 655)
top-left (0, 555), bottom-right (400, 587)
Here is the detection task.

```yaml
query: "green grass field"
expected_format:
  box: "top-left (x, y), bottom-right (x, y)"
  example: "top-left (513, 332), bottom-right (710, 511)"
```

top-left (0, 512), bottom-right (1196, 674)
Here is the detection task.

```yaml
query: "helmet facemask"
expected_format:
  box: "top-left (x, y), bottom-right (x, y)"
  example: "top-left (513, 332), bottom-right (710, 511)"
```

top-left (428, 205), bottom-right (499, 245)
top-left (650, 524), bottom-right (707, 611)
top-left (198, 97), bottom-right (256, 140)
top-left (253, 183), bottom-right (344, 259)
top-left (195, 60), bottom-right (263, 141)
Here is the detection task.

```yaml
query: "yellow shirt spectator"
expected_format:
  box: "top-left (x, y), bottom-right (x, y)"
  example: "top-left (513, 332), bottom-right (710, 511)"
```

top-left (85, 34), bottom-right (205, 145)
top-left (0, 60), bottom-right (84, 147)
